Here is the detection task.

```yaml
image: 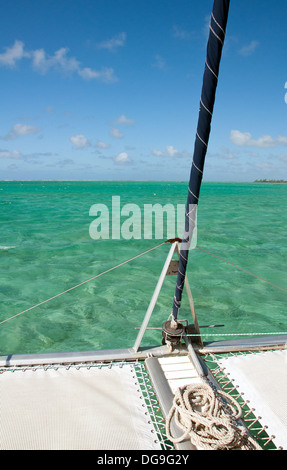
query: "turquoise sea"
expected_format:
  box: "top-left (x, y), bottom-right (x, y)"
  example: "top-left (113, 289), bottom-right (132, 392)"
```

top-left (0, 181), bottom-right (286, 355)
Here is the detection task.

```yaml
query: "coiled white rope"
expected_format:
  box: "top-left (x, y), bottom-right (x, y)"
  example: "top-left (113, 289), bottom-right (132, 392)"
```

top-left (166, 382), bottom-right (262, 450)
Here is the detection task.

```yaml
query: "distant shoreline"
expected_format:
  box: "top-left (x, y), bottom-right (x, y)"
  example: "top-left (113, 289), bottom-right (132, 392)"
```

top-left (0, 179), bottom-right (286, 184)
top-left (254, 179), bottom-right (287, 183)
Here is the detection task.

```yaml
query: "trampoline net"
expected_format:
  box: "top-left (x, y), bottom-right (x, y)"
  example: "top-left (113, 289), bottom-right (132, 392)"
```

top-left (0, 360), bottom-right (172, 450)
top-left (203, 348), bottom-right (287, 450)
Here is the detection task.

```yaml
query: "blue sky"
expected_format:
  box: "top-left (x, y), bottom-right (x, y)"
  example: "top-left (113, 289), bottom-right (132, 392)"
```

top-left (0, 0), bottom-right (286, 181)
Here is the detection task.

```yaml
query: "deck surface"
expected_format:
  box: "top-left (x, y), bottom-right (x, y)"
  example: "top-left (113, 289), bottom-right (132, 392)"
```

top-left (158, 355), bottom-right (202, 392)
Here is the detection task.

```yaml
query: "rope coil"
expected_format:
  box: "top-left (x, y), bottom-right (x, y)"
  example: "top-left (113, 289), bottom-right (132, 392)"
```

top-left (166, 382), bottom-right (262, 450)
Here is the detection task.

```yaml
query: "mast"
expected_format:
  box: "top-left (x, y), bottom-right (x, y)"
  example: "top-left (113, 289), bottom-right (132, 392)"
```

top-left (172, 0), bottom-right (230, 323)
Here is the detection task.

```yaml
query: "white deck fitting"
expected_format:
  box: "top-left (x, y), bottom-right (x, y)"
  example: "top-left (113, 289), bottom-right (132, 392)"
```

top-left (217, 349), bottom-right (287, 450)
top-left (158, 355), bottom-right (203, 393)
top-left (144, 354), bottom-right (202, 450)
top-left (0, 363), bottom-right (161, 450)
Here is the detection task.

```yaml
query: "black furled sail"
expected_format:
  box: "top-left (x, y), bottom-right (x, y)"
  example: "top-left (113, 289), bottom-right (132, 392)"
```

top-left (172, 0), bottom-right (230, 322)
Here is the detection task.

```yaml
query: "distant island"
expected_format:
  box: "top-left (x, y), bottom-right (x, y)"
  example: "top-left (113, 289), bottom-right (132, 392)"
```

top-left (254, 179), bottom-right (287, 183)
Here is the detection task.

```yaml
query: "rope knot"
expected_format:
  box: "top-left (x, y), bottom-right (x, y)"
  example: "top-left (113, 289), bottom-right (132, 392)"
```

top-left (166, 382), bottom-right (261, 450)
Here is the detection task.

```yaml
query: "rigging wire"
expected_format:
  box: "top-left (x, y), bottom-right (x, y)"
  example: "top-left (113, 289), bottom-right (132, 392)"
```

top-left (0, 241), bottom-right (167, 326)
top-left (0, 241), bottom-right (286, 327)
top-left (196, 246), bottom-right (287, 293)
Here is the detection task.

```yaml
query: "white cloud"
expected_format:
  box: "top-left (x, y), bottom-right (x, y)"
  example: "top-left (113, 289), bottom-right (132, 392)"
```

top-left (0, 40), bottom-right (117, 83)
top-left (70, 134), bottom-right (91, 149)
top-left (153, 55), bottom-right (166, 70)
top-left (114, 152), bottom-right (131, 164)
top-left (109, 128), bottom-right (124, 139)
top-left (230, 130), bottom-right (287, 148)
top-left (0, 149), bottom-right (54, 160)
top-left (96, 140), bottom-right (109, 149)
top-left (113, 114), bottom-right (134, 126)
top-left (210, 146), bottom-right (239, 160)
top-left (0, 40), bottom-right (29, 66)
top-left (172, 25), bottom-right (191, 40)
top-left (0, 149), bottom-right (22, 159)
top-left (32, 47), bottom-right (118, 82)
top-left (254, 161), bottom-right (278, 172)
top-left (3, 123), bottom-right (40, 140)
top-left (78, 66), bottom-right (117, 82)
top-left (203, 15), bottom-right (211, 39)
top-left (32, 47), bottom-right (78, 74)
top-left (97, 32), bottom-right (126, 51)
top-left (152, 149), bottom-right (164, 157)
top-left (166, 145), bottom-right (179, 157)
top-left (230, 130), bottom-right (253, 146)
top-left (152, 145), bottom-right (191, 158)
top-left (70, 135), bottom-right (110, 150)
top-left (239, 40), bottom-right (259, 56)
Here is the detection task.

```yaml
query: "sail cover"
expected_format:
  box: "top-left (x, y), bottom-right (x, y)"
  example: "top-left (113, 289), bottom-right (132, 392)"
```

top-left (172, 0), bottom-right (230, 321)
